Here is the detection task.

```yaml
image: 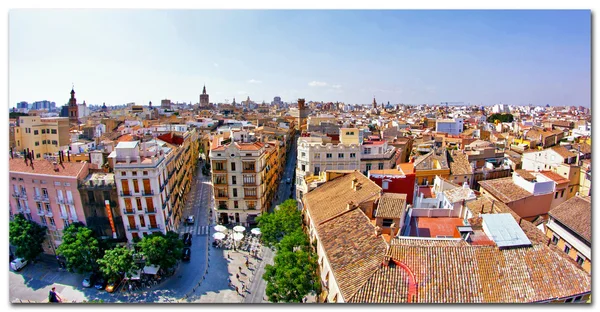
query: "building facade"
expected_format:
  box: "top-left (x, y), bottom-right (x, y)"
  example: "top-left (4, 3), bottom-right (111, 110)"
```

top-left (10, 158), bottom-right (90, 255)
top-left (13, 116), bottom-right (71, 159)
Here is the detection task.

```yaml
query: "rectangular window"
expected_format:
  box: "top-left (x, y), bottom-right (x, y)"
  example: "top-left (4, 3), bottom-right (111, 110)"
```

top-left (233, 188), bottom-right (238, 197)
top-left (139, 215), bottom-right (146, 227)
top-left (378, 163), bottom-right (384, 170)
top-left (350, 153), bottom-right (356, 158)
top-left (51, 129), bottom-right (57, 134)
top-left (232, 176), bottom-right (237, 185)
top-left (49, 217), bottom-right (55, 226)
top-left (301, 164), bottom-right (306, 171)
top-left (551, 235), bottom-right (559, 245)
top-left (555, 192), bottom-right (559, 199)
top-left (231, 162), bottom-right (236, 171)
top-left (301, 152), bottom-right (306, 157)
top-left (382, 181), bottom-right (389, 190)
top-left (314, 166), bottom-right (321, 176)
top-left (364, 148), bottom-right (371, 155)
top-left (561, 189), bottom-right (565, 197)
top-left (133, 179), bottom-right (140, 193)
top-left (121, 172), bottom-right (126, 176)
top-left (338, 153), bottom-right (344, 158)
top-left (576, 255), bottom-right (584, 266)
top-left (136, 198), bottom-right (143, 210)
top-left (326, 153), bottom-right (332, 159)
top-left (366, 163), bottom-right (372, 171)
top-left (314, 153), bottom-right (320, 159)
top-left (564, 244), bottom-right (571, 254)
top-left (132, 171), bottom-right (137, 176)
top-left (145, 198), bottom-right (154, 212)
top-left (34, 130), bottom-right (39, 135)
top-left (246, 201), bottom-right (256, 210)
top-left (41, 217), bottom-right (47, 225)
top-left (35, 141), bottom-right (40, 146)
top-left (41, 129), bottom-right (46, 134)
top-left (234, 201), bottom-right (239, 209)
top-left (52, 140), bottom-right (58, 146)
top-left (124, 198), bottom-right (133, 211)
top-left (382, 219), bottom-right (394, 227)
top-left (143, 171), bottom-right (148, 176)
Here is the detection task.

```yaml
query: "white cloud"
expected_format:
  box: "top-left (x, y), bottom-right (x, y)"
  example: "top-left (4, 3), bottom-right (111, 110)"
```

top-left (248, 79), bottom-right (262, 84)
top-left (331, 84), bottom-right (342, 89)
top-left (308, 81), bottom-right (328, 87)
top-left (213, 63), bottom-right (219, 67)
top-left (237, 90), bottom-right (247, 95)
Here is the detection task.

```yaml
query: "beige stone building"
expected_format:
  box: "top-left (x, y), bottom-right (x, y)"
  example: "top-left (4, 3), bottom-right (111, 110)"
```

top-left (13, 116), bottom-right (71, 159)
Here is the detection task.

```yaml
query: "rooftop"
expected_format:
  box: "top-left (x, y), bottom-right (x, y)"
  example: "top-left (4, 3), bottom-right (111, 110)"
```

top-left (448, 151), bottom-right (473, 175)
top-left (481, 213), bottom-right (532, 249)
top-left (549, 196), bottom-right (591, 243)
top-left (478, 177), bottom-right (531, 203)
top-left (375, 193), bottom-right (407, 219)
top-left (9, 158), bottom-right (87, 178)
top-left (411, 217), bottom-right (465, 238)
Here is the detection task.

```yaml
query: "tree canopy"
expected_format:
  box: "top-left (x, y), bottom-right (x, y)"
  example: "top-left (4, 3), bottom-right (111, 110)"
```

top-left (138, 231), bottom-right (183, 270)
top-left (9, 214), bottom-right (47, 261)
top-left (487, 113), bottom-right (514, 123)
top-left (57, 223), bottom-right (101, 273)
top-left (257, 199), bottom-right (302, 247)
top-left (97, 246), bottom-right (137, 282)
top-left (263, 230), bottom-right (320, 303)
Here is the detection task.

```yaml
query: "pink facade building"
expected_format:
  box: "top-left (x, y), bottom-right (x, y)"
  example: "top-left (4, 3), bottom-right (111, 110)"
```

top-left (9, 158), bottom-right (90, 255)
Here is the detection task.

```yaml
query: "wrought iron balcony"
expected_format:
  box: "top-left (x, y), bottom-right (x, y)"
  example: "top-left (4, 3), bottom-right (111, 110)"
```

top-left (148, 225), bottom-right (161, 230)
top-left (142, 190), bottom-right (154, 196)
top-left (145, 208), bottom-right (156, 214)
top-left (123, 209), bottom-right (136, 215)
top-left (127, 225), bottom-right (139, 231)
top-left (120, 191), bottom-right (133, 197)
top-left (36, 210), bottom-right (45, 216)
top-left (45, 211), bottom-right (53, 218)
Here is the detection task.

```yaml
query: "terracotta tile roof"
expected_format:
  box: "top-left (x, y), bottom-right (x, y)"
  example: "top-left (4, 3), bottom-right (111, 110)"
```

top-left (375, 193), bottom-right (406, 219)
top-left (478, 177), bottom-right (531, 203)
top-left (539, 171), bottom-right (570, 185)
top-left (384, 243), bottom-right (591, 303)
top-left (235, 141), bottom-right (265, 151)
top-left (116, 134), bottom-right (134, 142)
top-left (414, 217), bottom-right (465, 238)
top-left (304, 171), bottom-right (381, 225)
top-left (515, 169), bottom-right (536, 181)
top-left (443, 187), bottom-right (475, 204)
top-left (448, 151), bottom-right (473, 175)
top-left (9, 158), bottom-right (88, 178)
top-left (347, 262), bottom-right (411, 303)
top-left (414, 151), bottom-right (449, 170)
top-left (368, 169), bottom-right (404, 176)
top-left (551, 146), bottom-right (577, 159)
top-left (390, 237), bottom-right (468, 247)
top-left (570, 142), bottom-right (591, 154)
top-left (317, 208), bottom-right (388, 300)
top-left (549, 196), bottom-right (591, 243)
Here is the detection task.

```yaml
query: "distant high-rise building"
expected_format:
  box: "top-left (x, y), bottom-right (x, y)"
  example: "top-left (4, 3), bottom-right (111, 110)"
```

top-left (200, 85), bottom-right (209, 106)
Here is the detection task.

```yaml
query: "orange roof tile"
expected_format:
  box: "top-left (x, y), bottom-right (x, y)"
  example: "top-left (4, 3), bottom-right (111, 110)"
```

top-left (10, 158), bottom-right (88, 178)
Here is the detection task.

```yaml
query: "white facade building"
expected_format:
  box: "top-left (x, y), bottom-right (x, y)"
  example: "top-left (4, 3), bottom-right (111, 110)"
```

top-left (435, 118), bottom-right (464, 135)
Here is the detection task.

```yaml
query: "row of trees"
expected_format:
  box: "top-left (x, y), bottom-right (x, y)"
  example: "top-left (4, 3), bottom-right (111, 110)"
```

top-left (487, 113), bottom-right (514, 123)
top-left (9, 214), bottom-right (183, 283)
top-left (257, 199), bottom-right (320, 303)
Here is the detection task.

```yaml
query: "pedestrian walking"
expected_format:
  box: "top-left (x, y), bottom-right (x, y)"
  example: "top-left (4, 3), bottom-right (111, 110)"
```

top-left (48, 287), bottom-right (62, 303)
top-left (236, 273), bottom-right (240, 280)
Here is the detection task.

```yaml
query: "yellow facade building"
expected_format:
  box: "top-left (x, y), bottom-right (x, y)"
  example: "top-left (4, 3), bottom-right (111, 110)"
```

top-left (14, 116), bottom-right (71, 159)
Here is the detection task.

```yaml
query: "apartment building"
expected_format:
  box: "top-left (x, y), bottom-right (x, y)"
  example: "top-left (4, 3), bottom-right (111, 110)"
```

top-left (109, 140), bottom-right (170, 242)
top-left (295, 129), bottom-right (361, 202)
top-left (521, 146), bottom-right (578, 171)
top-left (435, 118), bottom-right (464, 135)
top-left (210, 141), bottom-right (270, 226)
top-left (78, 172), bottom-right (125, 240)
top-left (546, 196), bottom-right (591, 273)
top-left (360, 136), bottom-right (398, 176)
top-left (9, 157), bottom-right (90, 255)
top-left (13, 115), bottom-right (71, 159)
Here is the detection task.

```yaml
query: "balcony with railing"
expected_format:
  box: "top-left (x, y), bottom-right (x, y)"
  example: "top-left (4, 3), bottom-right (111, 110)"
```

top-left (60, 212), bottom-right (68, 219)
top-left (36, 209), bottom-right (45, 216)
top-left (145, 208), bottom-right (156, 214)
top-left (123, 209), bottom-right (136, 215)
top-left (148, 224), bottom-right (161, 231)
top-left (127, 225), bottom-right (139, 231)
top-left (56, 198), bottom-right (65, 204)
top-left (19, 192), bottom-right (28, 200)
top-left (45, 210), bottom-right (53, 218)
top-left (217, 202), bottom-right (228, 210)
top-left (142, 190), bottom-right (154, 196)
top-left (11, 192), bottom-right (20, 198)
top-left (213, 162), bottom-right (227, 173)
top-left (35, 195), bottom-right (50, 203)
top-left (120, 191), bottom-right (133, 197)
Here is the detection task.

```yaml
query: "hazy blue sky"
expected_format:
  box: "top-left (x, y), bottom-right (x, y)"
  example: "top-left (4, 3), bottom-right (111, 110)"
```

top-left (9, 9), bottom-right (591, 107)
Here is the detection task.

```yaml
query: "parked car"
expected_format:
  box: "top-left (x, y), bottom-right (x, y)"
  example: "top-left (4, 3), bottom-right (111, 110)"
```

top-left (182, 248), bottom-right (191, 262)
top-left (182, 233), bottom-right (192, 246)
top-left (186, 215), bottom-right (195, 225)
top-left (10, 258), bottom-right (28, 271)
top-left (94, 277), bottom-right (106, 290)
top-left (106, 278), bottom-right (121, 293)
top-left (82, 272), bottom-right (98, 288)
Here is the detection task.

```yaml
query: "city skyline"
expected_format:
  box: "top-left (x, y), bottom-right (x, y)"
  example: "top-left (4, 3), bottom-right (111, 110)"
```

top-left (9, 9), bottom-right (591, 107)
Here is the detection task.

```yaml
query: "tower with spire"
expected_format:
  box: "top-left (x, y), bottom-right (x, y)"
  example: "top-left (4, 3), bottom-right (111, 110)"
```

top-left (373, 96), bottom-right (377, 109)
top-left (68, 86), bottom-right (79, 124)
top-left (199, 84), bottom-right (209, 107)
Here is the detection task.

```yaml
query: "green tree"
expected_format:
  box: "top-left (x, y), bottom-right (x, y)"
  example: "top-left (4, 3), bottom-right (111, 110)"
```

top-left (257, 199), bottom-right (301, 247)
top-left (138, 231), bottom-right (183, 270)
top-left (57, 223), bottom-right (101, 273)
top-left (97, 246), bottom-right (137, 282)
top-left (487, 113), bottom-right (514, 123)
top-left (263, 231), bottom-right (319, 303)
top-left (9, 214), bottom-right (47, 262)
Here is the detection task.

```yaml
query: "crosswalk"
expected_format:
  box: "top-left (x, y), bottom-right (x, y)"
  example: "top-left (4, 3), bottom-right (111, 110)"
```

top-left (181, 225), bottom-right (210, 236)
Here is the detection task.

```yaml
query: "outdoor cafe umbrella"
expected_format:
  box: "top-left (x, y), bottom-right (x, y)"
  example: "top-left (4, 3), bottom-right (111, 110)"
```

top-left (233, 225), bottom-right (246, 233)
top-left (233, 232), bottom-right (244, 241)
top-left (214, 225), bottom-right (227, 232)
top-left (251, 228), bottom-right (261, 235)
top-left (212, 232), bottom-right (226, 240)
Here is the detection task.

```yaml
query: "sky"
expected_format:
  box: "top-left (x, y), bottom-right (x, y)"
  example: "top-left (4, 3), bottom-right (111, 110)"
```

top-left (8, 9), bottom-right (591, 107)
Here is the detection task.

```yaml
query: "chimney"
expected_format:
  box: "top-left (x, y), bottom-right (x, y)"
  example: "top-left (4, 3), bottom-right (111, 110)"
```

top-left (347, 201), bottom-right (354, 210)
top-left (53, 161), bottom-right (59, 172)
top-left (59, 151), bottom-right (63, 164)
top-left (351, 177), bottom-right (359, 190)
top-left (374, 226), bottom-right (382, 237)
top-left (67, 150), bottom-right (71, 162)
top-left (10, 148), bottom-right (13, 159)
top-left (88, 152), bottom-right (92, 163)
